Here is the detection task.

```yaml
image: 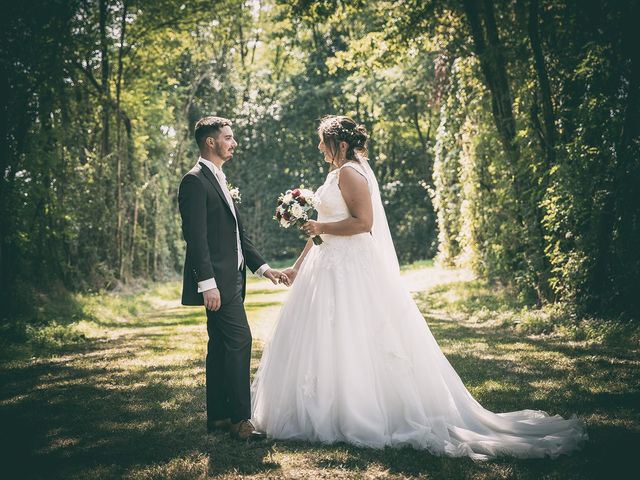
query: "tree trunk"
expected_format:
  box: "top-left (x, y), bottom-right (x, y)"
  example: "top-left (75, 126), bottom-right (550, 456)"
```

top-left (463, 0), bottom-right (518, 159)
top-left (99, 0), bottom-right (110, 158)
top-left (130, 194), bottom-right (138, 275)
top-left (153, 193), bottom-right (160, 278)
top-left (412, 104), bottom-right (428, 153)
top-left (462, 0), bottom-right (552, 302)
top-left (115, 0), bottom-right (128, 280)
top-left (0, 67), bottom-right (9, 309)
top-left (527, 0), bottom-right (556, 168)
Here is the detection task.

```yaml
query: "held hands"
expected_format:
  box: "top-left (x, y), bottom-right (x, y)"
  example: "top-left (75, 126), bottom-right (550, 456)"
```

top-left (282, 267), bottom-right (298, 285)
top-left (266, 267), bottom-right (298, 287)
top-left (264, 268), bottom-right (291, 287)
top-left (203, 270), bottom-right (288, 311)
top-left (203, 288), bottom-right (221, 311)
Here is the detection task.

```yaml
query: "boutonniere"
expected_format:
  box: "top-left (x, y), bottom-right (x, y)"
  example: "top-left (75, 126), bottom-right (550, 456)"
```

top-left (227, 184), bottom-right (241, 204)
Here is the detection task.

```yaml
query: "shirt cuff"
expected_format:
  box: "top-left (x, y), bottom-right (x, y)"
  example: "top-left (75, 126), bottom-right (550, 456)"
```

top-left (197, 277), bottom-right (217, 293)
top-left (254, 263), bottom-right (270, 277)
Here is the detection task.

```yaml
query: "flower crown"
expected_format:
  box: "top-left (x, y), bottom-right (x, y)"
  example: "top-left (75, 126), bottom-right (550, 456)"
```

top-left (322, 120), bottom-right (367, 147)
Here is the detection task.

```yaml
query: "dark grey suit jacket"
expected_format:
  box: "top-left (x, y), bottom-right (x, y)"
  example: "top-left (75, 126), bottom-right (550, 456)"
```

top-left (178, 161), bottom-right (266, 306)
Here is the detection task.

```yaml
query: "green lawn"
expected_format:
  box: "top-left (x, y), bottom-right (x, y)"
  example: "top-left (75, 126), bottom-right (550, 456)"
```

top-left (0, 265), bottom-right (638, 479)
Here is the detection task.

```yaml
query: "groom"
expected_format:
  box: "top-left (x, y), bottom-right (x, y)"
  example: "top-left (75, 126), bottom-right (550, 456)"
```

top-left (178, 116), bottom-right (284, 440)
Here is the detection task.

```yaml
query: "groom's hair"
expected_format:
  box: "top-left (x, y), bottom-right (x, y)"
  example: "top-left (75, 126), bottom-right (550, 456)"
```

top-left (195, 116), bottom-right (232, 150)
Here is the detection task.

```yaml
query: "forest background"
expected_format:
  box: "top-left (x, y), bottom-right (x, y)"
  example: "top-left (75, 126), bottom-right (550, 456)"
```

top-left (1, 0), bottom-right (639, 334)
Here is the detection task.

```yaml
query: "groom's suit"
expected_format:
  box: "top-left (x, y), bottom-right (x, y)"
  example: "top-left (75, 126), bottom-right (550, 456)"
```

top-left (179, 158), bottom-right (267, 425)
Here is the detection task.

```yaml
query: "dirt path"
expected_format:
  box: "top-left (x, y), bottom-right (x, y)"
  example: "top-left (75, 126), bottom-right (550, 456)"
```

top-left (1, 265), bottom-right (637, 479)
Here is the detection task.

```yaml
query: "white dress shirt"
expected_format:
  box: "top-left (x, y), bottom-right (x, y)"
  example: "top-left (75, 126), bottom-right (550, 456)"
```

top-left (197, 157), bottom-right (270, 292)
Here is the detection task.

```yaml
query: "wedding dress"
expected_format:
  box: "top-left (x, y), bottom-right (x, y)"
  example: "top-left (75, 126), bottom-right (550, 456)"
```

top-left (251, 161), bottom-right (587, 460)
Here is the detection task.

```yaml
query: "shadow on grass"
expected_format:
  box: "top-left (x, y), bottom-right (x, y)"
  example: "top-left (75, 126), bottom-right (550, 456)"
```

top-left (0, 275), bottom-right (638, 479)
top-left (0, 312), bottom-right (282, 479)
top-left (245, 288), bottom-right (285, 296)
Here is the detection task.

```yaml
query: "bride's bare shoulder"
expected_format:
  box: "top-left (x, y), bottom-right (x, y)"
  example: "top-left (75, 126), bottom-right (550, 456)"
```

top-left (337, 164), bottom-right (369, 194)
top-left (339, 161), bottom-right (366, 176)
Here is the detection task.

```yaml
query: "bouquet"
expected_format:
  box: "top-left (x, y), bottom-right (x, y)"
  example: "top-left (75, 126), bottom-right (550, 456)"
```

top-left (274, 187), bottom-right (323, 245)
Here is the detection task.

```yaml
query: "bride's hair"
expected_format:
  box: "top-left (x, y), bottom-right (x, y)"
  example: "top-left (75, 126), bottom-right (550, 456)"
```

top-left (318, 115), bottom-right (369, 163)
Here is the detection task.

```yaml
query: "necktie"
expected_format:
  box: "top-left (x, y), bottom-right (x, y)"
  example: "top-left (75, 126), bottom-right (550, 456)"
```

top-left (216, 170), bottom-right (235, 213)
top-left (215, 170), bottom-right (244, 270)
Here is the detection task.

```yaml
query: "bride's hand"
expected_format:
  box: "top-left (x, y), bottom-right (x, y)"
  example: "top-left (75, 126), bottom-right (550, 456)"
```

top-left (264, 268), bottom-right (289, 286)
top-left (302, 220), bottom-right (324, 236)
top-left (282, 267), bottom-right (298, 286)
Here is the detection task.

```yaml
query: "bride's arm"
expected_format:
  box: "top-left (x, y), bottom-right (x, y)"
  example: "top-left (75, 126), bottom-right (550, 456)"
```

top-left (294, 239), bottom-right (313, 270)
top-left (303, 167), bottom-right (373, 237)
top-left (282, 239), bottom-right (313, 284)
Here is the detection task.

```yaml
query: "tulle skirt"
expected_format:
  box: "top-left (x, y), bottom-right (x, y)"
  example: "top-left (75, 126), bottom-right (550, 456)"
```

top-left (251, 233), bottom-right (587, 460)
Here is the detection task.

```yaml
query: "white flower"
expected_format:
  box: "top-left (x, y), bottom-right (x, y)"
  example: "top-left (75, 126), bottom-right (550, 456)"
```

top-left (290, 203), bottom-right (304, 218)
top-left (300, 190), bottom-right (318, 208)
top-left (274, 186), bottom-right (320, 235)
top-left (228, 185), bottom-right (241, 203)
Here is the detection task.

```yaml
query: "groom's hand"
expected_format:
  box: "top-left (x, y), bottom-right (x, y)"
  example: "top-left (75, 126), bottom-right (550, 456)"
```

top-left (203, 288), bottom-right (221, 311)
top-left (264, 269), bottom-right (289, 286)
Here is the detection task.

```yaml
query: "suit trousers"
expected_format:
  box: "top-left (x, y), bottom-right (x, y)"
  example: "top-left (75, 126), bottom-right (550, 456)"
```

top-left (205, 271), bottom-right (251, 424)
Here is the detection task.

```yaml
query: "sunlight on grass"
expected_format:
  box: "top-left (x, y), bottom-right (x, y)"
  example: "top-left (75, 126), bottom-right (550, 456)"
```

top-left (246, 288), bottom-right (285, 296)
top-left (423, 280), bottom-right (640, 347)
top-left (400, 259), bottom-right (435, 271)
top-left (1, 267), bottom-right (639, 479)
top-left (245, 301), bottom-right (282, 312)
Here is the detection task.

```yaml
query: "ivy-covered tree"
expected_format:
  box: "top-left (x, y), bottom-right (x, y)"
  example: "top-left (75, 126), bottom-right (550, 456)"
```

top-left (2, 0), bottom-right (638, 331)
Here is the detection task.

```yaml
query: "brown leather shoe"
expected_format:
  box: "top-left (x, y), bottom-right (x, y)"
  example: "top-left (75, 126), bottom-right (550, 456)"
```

top-left (207, 418), bottom-right (232, 433)
top-left (230, 419), bottom-right (266, 441)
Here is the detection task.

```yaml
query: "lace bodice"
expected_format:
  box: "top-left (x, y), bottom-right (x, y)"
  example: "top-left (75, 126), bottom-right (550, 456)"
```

top-left (308, 162), bottom-right (376, 272)
top-left (316, 162), bottom-right (369, 224)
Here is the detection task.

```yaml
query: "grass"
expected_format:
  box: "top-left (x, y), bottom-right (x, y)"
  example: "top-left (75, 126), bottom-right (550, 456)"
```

top-left (428, 280), bottom-right (640, 345)
top-left (0, 263), bottom-right (638, 479)
top-left (400, 258), bottom-right (435, 271)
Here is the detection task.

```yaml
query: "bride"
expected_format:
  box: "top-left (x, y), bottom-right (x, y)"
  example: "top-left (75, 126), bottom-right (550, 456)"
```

top-left (250, 115), bottom-right (587, 460)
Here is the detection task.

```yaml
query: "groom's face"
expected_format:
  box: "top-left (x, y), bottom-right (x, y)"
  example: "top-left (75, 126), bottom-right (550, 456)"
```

top-left (210, 126), bottom-right (237, 162)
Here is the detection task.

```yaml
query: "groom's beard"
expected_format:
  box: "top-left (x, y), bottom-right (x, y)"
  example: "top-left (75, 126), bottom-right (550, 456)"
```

top-left (214, 141), bottom-right (233, 161)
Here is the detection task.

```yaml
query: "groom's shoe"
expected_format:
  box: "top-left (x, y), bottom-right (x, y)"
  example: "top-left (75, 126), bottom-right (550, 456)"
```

top-left (207, 418), bottom-right (232, 433)
top-left (230, 419), bottom-right (265, 441)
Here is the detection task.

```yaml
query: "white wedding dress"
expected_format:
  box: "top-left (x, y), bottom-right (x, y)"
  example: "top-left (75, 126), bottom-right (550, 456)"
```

top-left (251, 161), bottom-right (587, 460)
